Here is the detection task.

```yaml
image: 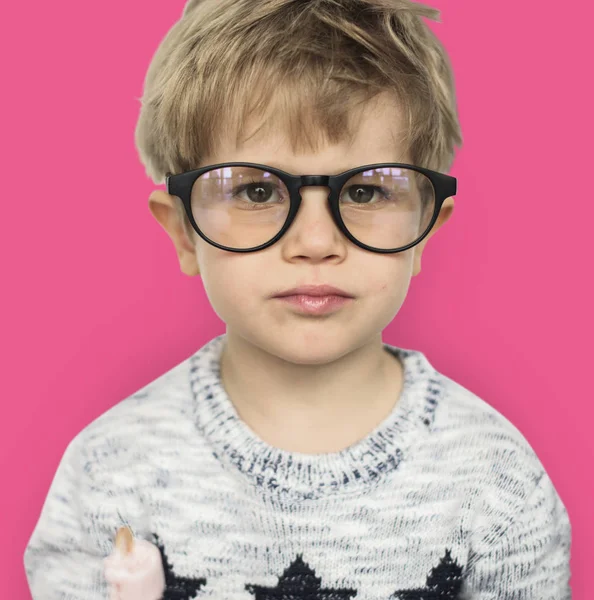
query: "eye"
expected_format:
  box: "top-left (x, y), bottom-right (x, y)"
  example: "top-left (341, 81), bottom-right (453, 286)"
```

top-left (341, 184), bottom-right (390, 204)
top-left (232, 181), bottom-right (285, 205)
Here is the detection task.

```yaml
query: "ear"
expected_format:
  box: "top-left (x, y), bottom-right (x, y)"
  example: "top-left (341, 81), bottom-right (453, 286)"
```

top-left (412, 197), bottom-right (455, 277)
top-left (148, 190), bottom-right (201, 276)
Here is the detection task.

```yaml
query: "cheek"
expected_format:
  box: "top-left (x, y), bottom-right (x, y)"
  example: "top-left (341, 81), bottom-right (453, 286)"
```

top-left (198, 249), bottom-right (261, 312)
top-left (205, 263), bottom-right (247, 300)
top-left (362, 255), bottom-right (413, 296)
top-left (370, 278), bottom-right (406, 304)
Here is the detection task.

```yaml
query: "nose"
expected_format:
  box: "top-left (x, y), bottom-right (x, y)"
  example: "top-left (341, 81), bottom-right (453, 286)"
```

top-left (279, 185), bottom-right (347, 263)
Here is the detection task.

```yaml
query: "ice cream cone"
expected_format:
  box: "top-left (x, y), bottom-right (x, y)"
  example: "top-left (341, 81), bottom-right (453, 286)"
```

top-left (115, 526), bottom-right (134, 555)
top-left (104, 525), bottom-right (166, 600)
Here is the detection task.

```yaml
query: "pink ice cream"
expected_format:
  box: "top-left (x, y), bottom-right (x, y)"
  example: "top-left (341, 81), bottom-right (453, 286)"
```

top-left (103, 527), bottom-right (166, 600)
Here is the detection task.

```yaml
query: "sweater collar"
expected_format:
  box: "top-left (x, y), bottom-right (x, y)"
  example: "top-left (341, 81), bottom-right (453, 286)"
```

top-left (188, 334), bottom-right (445, 502)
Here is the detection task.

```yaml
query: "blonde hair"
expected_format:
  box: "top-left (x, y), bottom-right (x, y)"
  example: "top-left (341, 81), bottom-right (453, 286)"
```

top-left (135, 0), bottom-right (462, 205)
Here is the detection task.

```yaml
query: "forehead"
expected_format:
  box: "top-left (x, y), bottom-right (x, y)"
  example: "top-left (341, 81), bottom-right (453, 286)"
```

top-left (204, 92), bottom-right (409, 175)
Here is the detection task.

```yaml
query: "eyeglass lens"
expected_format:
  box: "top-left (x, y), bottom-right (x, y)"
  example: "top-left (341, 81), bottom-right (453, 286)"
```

top-left (189, 166), bottom-right (436, 250)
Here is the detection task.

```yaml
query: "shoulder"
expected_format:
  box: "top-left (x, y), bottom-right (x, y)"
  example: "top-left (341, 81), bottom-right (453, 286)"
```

top-left (432, 372), bottom-right (571, 562)
top-left (36, 351), bottom-right (204, 546)
top-left (429, 370), bottom-right (554, 503)
top-left (68, 352), bottom-right (197, 475)
top-left (436, 371), bottom-right (543, 465)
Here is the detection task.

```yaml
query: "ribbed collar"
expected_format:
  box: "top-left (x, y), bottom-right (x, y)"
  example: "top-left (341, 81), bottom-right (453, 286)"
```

top-left (188, 334), bottom-right (445, 502)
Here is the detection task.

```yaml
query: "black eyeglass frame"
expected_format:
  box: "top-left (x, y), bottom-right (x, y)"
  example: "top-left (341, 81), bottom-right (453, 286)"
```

top-left (165, 162), bottom-right (457, 254)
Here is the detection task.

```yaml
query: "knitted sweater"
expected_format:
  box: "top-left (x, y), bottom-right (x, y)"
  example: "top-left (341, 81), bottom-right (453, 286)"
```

top-left (23, 334), bottom-right (572, 600)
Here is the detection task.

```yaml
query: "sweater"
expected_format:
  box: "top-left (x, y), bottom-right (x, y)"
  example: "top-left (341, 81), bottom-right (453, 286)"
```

top-left (23, 334), bottom-right (572, 599)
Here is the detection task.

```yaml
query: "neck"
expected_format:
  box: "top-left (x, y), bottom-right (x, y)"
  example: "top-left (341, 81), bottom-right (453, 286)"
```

top-left (219, 330), bottom-right (404, 454)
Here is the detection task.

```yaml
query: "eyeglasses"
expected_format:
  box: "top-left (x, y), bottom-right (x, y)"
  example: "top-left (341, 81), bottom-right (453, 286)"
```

top-left (165, 162), bottom-right (457, 254)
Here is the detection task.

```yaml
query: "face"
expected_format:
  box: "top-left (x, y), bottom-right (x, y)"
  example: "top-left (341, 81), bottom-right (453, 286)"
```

top-left (150, 93), bottom-right (454, 365)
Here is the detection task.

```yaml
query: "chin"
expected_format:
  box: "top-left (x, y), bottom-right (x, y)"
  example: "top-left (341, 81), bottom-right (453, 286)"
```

top-left (275, 348), bottom-right (347, 366)
top-left (262, 329), bottom-right (361, 366)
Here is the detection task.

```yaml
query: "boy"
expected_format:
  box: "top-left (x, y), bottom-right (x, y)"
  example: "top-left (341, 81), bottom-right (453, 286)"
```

top-left (24, 0), bottom-right (572, 598)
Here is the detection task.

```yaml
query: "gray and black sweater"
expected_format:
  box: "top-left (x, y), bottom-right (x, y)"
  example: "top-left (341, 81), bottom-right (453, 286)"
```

top-left (24, 334), bottom-right (572, 599)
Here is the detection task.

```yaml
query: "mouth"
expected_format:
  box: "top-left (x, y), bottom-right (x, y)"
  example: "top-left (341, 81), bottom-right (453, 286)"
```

top-left (272, 285), bottom-right (355, 316)
top-left (272, 284), bottom-right (354, 299)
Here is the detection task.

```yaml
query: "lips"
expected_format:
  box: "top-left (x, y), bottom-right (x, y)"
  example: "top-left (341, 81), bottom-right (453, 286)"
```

top-left (273, 284), bottom-right (354, 298)
top-left (272, 291), bottom-right (354, 316)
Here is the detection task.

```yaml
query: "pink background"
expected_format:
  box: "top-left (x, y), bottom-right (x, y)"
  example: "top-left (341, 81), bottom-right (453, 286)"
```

top-left (1, 0), bottom-right (592, 596)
